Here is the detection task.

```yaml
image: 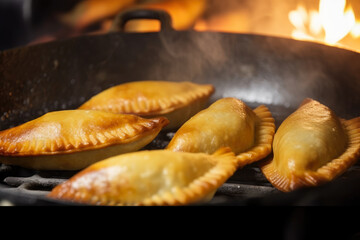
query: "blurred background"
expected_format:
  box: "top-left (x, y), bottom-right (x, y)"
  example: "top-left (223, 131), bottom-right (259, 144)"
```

top-left (0, 0), bottom-right (359, 52)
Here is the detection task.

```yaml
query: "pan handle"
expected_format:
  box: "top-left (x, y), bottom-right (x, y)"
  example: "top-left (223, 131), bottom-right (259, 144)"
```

top-left (110, 9), bottom-right (174, 32)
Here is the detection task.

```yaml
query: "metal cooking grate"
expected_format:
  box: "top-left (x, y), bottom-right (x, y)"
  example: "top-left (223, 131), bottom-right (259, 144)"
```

top-left (0, 163), bottom-right (279, 205)
top-left (0, 164), bottom-right (75, 195)
top-left (0, 130), bottom-right (358, 205)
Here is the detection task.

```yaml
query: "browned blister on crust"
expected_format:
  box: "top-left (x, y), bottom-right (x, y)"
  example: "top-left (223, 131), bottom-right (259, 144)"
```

top-left (78, 81), bottom-right (215, 129)
top-left (260, 98), bottom-right (360, 192)
top-left (166, 97), bottom-right (275, 168)
top-left (0, 110), bottom-right (169, 170)
top-left (47, 147), bottom-right (237, 206)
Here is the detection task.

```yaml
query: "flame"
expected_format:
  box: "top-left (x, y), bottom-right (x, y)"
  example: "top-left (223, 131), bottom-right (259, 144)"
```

top-left (351, 21), bottom-right (360, 38)
top-left (194, 8), bottom-right (248, 33)
top-left (319, 0), bottom-right (355, 45)
top-left (289, 0), bottom-right (358, 46)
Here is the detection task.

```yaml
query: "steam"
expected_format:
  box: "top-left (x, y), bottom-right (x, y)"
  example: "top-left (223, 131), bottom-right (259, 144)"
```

top-left (153, 30), bottom-right (228, 84)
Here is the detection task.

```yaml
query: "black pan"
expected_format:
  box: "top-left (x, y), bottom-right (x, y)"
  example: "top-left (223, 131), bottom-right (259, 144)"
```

top-left (0, 10), bottom-right (360, 207)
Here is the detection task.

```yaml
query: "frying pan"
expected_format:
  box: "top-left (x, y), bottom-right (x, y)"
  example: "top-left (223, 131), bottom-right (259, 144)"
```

top-left (0, 10), bottom-right (360, 206)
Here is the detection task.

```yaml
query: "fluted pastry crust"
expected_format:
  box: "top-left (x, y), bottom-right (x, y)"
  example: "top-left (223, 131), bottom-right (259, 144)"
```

top-left (48, 147), bottom-right (237, 206)
top-left (0, 110), bottom-right (169, 170)
top-left (166, 97), bottom-right (275, 168)
top-left (236, 104), bottom-right (276, 167)
top-left (260, 98), bottom-right (360, 192)
top-left (78, 81), bottom-right (215, 129)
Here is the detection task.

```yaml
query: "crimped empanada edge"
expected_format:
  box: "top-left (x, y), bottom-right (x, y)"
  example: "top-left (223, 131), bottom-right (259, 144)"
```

top-left (0, 132), bottom-right (163, 170)
top-left (80, 83), bottom-right (215, 116)
top-left (235, 105), bottom-right (275, 168)
top-left (48, 148), bottom-right (237, 206)
top-left (258, 156), bottom-right (291, 192)
top-left (260, 117), bottom-right (360, 192)
top-left (137, 147), bottom-right (237, 206)
top-left (0, 116), bottom-right (169, 156)
top-left (135, 84), bottom-right (215, 116)
top-left (315, 117), bottom-right (360, 180)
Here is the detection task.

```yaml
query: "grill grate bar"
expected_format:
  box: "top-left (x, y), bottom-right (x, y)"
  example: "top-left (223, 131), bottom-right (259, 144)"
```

top-left (217, 182), bottom-right (279, 198)
top-left (1, 129), bottom-right (359, 205)
top-left (4, 174), bottom-right (66, 190)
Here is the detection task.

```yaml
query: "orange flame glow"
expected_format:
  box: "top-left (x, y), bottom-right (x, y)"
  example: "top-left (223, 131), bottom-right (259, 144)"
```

top-left (289, 0), bottom-right (358, 46)
top-left (320, 0), bottom-right (355, 44)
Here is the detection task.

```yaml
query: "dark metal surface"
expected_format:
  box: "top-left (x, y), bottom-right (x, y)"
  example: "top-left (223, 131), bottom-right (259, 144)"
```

top-left (111, 9), bottom-right (174, 32)
top-left (1, 29), bottom-right (359, 130)
top-left (0, 10), bottom-right (360, 207)
top-left (0, 0), bottom-right (82, 51)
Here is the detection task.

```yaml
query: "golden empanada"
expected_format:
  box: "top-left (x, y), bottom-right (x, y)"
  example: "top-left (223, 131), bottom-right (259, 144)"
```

top-left (260, 98), bottom-right (360, 192)
top-left (47, 147), bottom-right (237, 206)
top-left (166, 97), bottom-right (275, 167)
top-left (78, 81), bottom-right (215, 129)
top-left (0, 110), bottom-right (169, 170)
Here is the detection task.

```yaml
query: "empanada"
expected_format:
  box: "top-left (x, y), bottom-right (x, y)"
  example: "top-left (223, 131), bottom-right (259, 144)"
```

top-left (0, 110), bottom-right (169, 170)
top-left (166, 97), bottom-right (275, 167)
top-left (78, 81), bottom-right (215, 129)
top-left (260, 98), bottom-right (360, 192)
top-left (47, 147), bottom-right (237, 206)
